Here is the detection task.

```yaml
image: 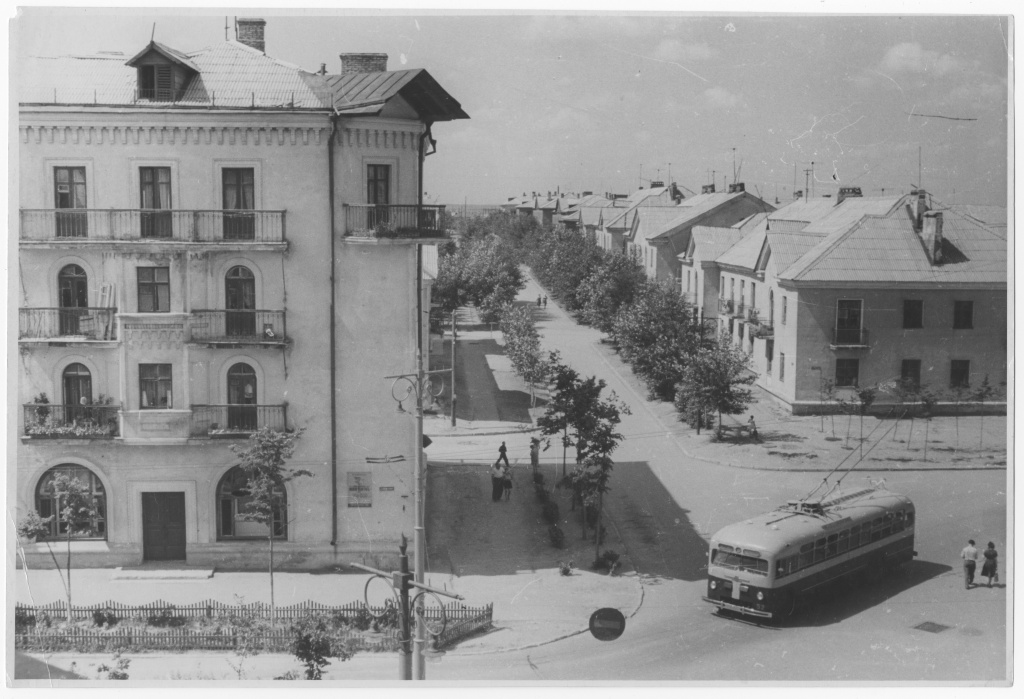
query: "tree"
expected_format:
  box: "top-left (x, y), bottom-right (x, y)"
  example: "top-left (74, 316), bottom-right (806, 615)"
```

top-left (537, 353), bottom-right (581, 480)
top-left (676, 336), bottom-right (755, 440)
top-left (290, 614), bottom-right (353, 679)
top-left (855, 386), bottom-right (877, 459)
top-left (498, 303), bottom-right (549, 406)
top-left (229, 427), bottom-right (310, 624)
top-left (948, 382), bottom-right (971, 452)
top-left (972, 375), bottom-right (1000, 448)
top-left (917, 384), bottom-right (939, 462)
top-left (432, 232), bottom-right (525, 322)
top-left (577, 251), bottom-right (648, 333)
top-left (16, 472), bottom-right (99, 623)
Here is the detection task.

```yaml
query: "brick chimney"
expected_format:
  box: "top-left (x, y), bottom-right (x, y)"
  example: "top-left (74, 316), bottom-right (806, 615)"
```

top-left (909, 189), bottom-right (929, 231)
top-left (339, 53), bottom-right (388, 74)
top-left (836, 186), bottom-right (862, 205)
top-left (920, 211), bottom-right (943, 264)
top-left (236, 18), bottom-right (266, 53)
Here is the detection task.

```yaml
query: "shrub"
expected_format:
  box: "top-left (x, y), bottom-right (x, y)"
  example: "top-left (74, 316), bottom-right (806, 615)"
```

top-left (147, 608), bottom-right (186, 628)
top-left (541, 500), bottom-right (560, 525)
top-left (96, 651), bottom-right (130, 680)
top-left (592, 549), bottom-right (621, 572)
top-left (290, 614), bottom-right (353, 680)
top-left (548, 524), bottom-right (565, 548)
top-left (15, 608), bottom-right (35, 630)
top-left (92, 608), bottom-right (119, 628)
top-left (558, 560), bottom-right (575, 576)
top-left (351, 607), bottom-right (372, 632)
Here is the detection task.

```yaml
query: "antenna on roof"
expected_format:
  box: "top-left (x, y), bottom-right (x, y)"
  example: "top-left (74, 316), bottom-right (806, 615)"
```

top-left (151, 22), bottom-right (156, 42)
top-left (918, 145), bottom-right (923, 194)
top-left (225, 16), bottom-right (229, 41)
top-left (732, 147), bottom-right (736, 184)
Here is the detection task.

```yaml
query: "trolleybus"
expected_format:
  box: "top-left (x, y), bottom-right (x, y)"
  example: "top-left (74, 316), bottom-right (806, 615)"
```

top-left (703, 486), bottom-right (915, 620)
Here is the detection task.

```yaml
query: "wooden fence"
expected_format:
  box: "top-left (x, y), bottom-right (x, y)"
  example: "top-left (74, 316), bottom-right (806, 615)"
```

top-left (15, 599), bottom-right (493, 653)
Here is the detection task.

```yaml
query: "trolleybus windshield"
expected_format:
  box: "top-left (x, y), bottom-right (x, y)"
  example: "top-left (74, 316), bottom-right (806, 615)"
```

top-left (711, 547), bottom-right (769, 575)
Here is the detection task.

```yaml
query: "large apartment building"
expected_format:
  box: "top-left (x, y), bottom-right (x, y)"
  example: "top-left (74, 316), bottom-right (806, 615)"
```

top-left (15, 19), bottom-right (467, 569)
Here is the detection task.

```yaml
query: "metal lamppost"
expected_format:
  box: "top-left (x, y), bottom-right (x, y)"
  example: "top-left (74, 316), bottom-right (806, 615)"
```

top-left (349, 535), bottom-right (463, 680)
top-left (385, 361), bottom-right (445, 680)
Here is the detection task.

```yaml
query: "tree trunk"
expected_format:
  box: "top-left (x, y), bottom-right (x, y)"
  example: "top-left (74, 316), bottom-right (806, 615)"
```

top-left (924, 419), bottom-right (929, 462)
top-left (269, 532), bottom-right (275, 627)
top-left (907, 417), bottom-right (914, 449)
top-left (66, 528), bottom-right (73, 624)
top-left (954, 404), bottom-right (960, 453)
top-left (979, 406), bottom-right (985, 448)
top-left (859, 413), bottom-right (864, 460)
top-left (594, 490), bottom-right (604, 562)
top-left (845, 411), bottom-right (852, 447)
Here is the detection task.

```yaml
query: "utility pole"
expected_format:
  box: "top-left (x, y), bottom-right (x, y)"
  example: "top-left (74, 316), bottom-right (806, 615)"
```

top-left (450, 312), bottom-right (457, 427)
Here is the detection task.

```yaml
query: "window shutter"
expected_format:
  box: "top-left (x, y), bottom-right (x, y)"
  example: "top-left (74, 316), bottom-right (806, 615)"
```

top-left (157, 66), bottom-right (173, 101)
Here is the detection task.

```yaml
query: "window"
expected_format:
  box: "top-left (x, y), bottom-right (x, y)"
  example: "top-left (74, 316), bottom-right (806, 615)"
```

top-left (835, 299), bottom-right (863, 344)
top-left (367, 164), bottom-right (391, 229)
top-left (54, 167), bottom-right (87, 237)
top-left (903, 300), bottom-right (923, 329)
top-left (58, 264), bottom-right (89, 335)
top-left (686, 271), bottom-right (691, 292)
top-left (35, 465), bottom-right (106, 540)
top-left (348, 472), bottom-right (373, 508)
top-left (222, 168), bottom-right (255, 240)
top-left (720, 275), bottom-right (725, 297)
top-left (140, 364), bottom-right (172, 409)
top-left (953, 300), bottom-right (974, 329)
top-left (751, 282), bottom-right (756, 309)
top-left (138, 64), bottom-right (174, 101)
top-left (901, 359), bottom-right (921, 389)
top-left (950, 360), bottom-right (971, 389)
top-left (781, 296), bottom-right (787, 325)
top-left (227, 363), bottom-right (257, 431)
top-left (225, 266), bottom-right (256, 336)
top-left (63, 363), bottom-right (93, 422)
top-left (730, 278), bottom-right (735, 301)
top-left (779, 352), bottom-right (785, 381)
top-left (140, 167), bottom-right (172, 238)
top-left (217, 466), bottom-right (286, 539)
top-left (138, 267), bottom-right (170, 312)
top-left (835, 358), bottom-right (859, 387)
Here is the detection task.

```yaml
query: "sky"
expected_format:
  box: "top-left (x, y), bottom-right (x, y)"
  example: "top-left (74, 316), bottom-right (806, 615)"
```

top-left (10, 5), bottom-right (1013, 207)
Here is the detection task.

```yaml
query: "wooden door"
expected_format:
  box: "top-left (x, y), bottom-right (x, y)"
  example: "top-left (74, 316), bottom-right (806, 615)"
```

top-left (142, 492), bottom-right (186, 561)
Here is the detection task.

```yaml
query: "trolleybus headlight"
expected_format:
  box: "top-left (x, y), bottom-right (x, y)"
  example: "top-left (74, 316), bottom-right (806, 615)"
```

top-left (756, 591), bottom-right (764, 601)
top-left (709, 581), bottom-right (717, 590)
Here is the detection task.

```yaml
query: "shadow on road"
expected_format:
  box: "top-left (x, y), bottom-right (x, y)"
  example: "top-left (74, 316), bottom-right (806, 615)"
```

top-left (784, 559), bottom-right (953, 628)
top-left (455, 337), bottom-right (541, 423)
top-left (15, 651), bottom-right (86, 680)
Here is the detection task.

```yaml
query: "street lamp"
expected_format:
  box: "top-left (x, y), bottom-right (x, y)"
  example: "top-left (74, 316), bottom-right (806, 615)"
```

top-left (385, 360), bottom-right (446, 680)
top-left (349, 535), bottom-right (463, 680)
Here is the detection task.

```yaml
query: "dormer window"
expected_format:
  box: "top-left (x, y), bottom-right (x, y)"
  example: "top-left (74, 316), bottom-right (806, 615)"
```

top-left (126, 40), bottom-right (198, 103)
top-left (138, 65), bottom-right (173, 101)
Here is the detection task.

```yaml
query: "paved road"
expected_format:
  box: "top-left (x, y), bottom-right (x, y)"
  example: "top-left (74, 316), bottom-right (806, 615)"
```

top-left (419, 270), bottom-right (1007, 682)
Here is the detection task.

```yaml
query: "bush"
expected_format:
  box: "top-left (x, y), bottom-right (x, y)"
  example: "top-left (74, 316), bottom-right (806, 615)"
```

top-left (351, 607), bottom-right (372, 632)
top-left (558, 560), bottom-right (575, 576)
top-left (592, 549), bottom-right (621, 572)
top-left (541, 500), bottom-right (560, 525)
top-left (15, 608), bottom-right (35, 630)
top-left (548, 524), bottom-right (565, 548)
top-left (147, 608), bottom-right (186, 628)
top-left (290, 614), bottom-right (353, 680)
top-left (92, 608), bottom-right (119, 628)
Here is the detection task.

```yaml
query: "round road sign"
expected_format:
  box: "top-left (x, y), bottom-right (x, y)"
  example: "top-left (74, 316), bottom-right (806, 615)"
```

top-left (589, 607), bottom-right (626, 641)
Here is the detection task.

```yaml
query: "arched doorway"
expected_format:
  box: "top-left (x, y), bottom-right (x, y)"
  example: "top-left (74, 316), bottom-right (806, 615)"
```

top-left (216, 466), bottom-right (287, 539)
top-left (62, 363), bottom-right (92, 423)
top-left (35, 464), bottom-right (106, 540)
top-left (58, 264), bottom-right (88, 335)
top-left (227, 363), bottom-right (257, 431)
top-left (225, 266), bottom-right (256, 337)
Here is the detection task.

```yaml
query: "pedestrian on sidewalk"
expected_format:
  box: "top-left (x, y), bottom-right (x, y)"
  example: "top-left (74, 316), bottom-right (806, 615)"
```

top-left (497, 441), bottom-right (510, 468)
top-left (530, 437), bottom-right (540, 470)
top-left (961, 539), bottom-right (980, 589)
top-left (747, 415), bottom-right (759, 441)
top-left (502, 464), bottom-right (513, 501)
top-left (542, 295), bottom-right (548, 308)
top-left (537, 295), bottom-right (542, 307)
top-left (981, 542), bottom-right (999, 587)
top-left (490, 461), bottom-right (505, 502)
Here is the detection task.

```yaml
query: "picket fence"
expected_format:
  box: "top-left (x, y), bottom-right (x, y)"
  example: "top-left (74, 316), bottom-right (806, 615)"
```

top-left (14, 599), bottom-right (493, 653)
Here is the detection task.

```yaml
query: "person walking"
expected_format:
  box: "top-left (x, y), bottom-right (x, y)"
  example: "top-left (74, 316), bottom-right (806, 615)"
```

top-left (530, 437), bottom-right (540, 471)
top-left (542, 295), bottom-right (548, 308)
top-left (490, 461), bottom-right (505, 502)
top-left (981, 542), bottom-right (999, 587)
top-left (536, 295), bottom-right (542, 307)
top-left (497, 441), bottom-right (510, 468)
top-left (502, 464), bottom-right (513, 501)
top-left (747, 415), bottom-right (759, 441)
top-left (961, 539), bottom-right (980, 589)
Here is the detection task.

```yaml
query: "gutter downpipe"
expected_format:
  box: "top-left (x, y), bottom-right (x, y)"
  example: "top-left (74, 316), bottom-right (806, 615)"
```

top-left (328, 109), bottom-right (340, 547)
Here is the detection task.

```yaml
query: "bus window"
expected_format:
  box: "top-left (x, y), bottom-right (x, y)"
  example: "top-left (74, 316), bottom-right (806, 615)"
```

top-left (906, 511), bottom-right (915, 527)
top-left (826, 533), bottom-right (839, 557)
top-left (712, 548), bottom-right (768, 575)
top-left (893, 511), bottom-right (905, 532)
top-left (813, 538), bottom-right (827, 563)
top-left (719, 544), bottom-right (735, 553)
top-left (837, 530), bottom-right (850, 553)
top-left (776, 556), bottom-right (796, 579)
top-left (798, 542), bottom-right (814, 569)
top-left (849, 524), bottom-right (861, 549)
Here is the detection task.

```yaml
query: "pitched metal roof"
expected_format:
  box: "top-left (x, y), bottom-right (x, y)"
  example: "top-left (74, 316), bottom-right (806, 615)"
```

top-left (780, 211), bottom-right (1006, 285)
top-left (798, 195), bottom-right (906, 235)
top-left (647, 192), bottom-right (774, 243)
top-left (633, 207), bottom-right (695, 244)
top-left (125, 40), bottom-right (200, 72)
top-left (716, 222), bottom-right (769, 268)
top-left (686, 225), bottom-right (748, 262)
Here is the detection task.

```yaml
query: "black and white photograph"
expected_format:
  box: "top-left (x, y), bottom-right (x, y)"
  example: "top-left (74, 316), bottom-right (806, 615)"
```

top-left (7, 2), bottom-right (1012, 686)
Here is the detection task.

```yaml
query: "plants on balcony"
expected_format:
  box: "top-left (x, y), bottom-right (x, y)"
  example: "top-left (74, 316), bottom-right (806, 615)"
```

top-left (751, 323), bottom-right (774, 340)
top-left (25, 418), bottom-right (116, 438)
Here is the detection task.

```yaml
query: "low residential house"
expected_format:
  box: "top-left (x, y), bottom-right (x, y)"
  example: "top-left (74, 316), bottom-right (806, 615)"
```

top-left (16, 19), bottom-right (467, 569)
top-left (594, 185), bottom-right (680, 253)
top-left (680, 213), bottom-right (763, 316)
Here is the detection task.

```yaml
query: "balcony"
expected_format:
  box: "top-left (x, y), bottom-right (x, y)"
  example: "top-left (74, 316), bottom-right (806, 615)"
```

top-left (343, 204), bottom-right (447, 239)
top-left (734, 301), bottom-right (746, 317)
top-left (746, 307), bottom-right (761, 324)
top-left (20, 209), bottom-right (286, 244)
top-left (189, 310), bottom-right (288, 345)
top-left (20, 308), bottom-right (118, 341)
top-left (719, 298), bottom-right (733, 315)
top-left (23, 403), bottom-right (120, 439)
top-left (752, 323), bottom-right (774, 340)
top-left (189, 404), bottom-right (288, 438)
top-left (831, 327), bottom-right (869, 348)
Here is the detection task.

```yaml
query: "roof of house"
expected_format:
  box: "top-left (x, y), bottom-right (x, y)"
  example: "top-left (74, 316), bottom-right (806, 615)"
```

top-left (633, 207), bottom-right (696, 244)
top-left (946, 204), bottom-right (1008, 233)
top-left (22, 39), bottom-right (468, 120)
top-left (780, 210), bottom-right (1006, 285)
top-left (797, 195), bottom-right (906, 235)
top-left (716, 222), bottom-right (769, 269)
top-left (685, 225), bottom-right (748, 262)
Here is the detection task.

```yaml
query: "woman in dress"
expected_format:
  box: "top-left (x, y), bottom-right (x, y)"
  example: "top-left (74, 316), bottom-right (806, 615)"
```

top-left (502, 464), bottom-right (513, 501)
top-left (490, 461), bottom-right (505, 502)
top-left (981, 542), bottom-right (999, 587)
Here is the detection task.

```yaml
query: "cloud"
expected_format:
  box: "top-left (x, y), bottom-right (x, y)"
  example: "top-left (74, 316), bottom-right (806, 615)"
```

top-left (880, 42), bottom-right (965, 76)
top-left (653, 39), bottom-right (716, 63)
top-left (699, 86), bottom-right (742, 110)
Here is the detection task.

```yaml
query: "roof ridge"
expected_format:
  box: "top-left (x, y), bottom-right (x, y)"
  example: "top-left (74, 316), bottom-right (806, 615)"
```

top-left (785, 215), bottom-right (892, 280)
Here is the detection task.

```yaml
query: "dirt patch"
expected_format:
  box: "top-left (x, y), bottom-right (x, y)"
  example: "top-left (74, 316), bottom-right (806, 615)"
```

top-left (767, 451), bottom-right (819, 460)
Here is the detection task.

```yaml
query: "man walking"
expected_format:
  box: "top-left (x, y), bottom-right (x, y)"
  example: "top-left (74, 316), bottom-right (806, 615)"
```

top-left (497, 441), bottom-right (510, 468)
top-left (537, 295), bottom-right (542, 307)
top-left (542, 295), bottom-right (548, 308)
top-left (530, 437), bottom-right (540, 471)
top-left (961, 539), bottom-right (980, 589)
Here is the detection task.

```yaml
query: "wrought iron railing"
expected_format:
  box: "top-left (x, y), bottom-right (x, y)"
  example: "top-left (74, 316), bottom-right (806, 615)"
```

top-left (20, 209), bottom-right (285, 243)
top-left (19, 308), bottom-right (118, 340)
top-left (719, 298), bottom-right (733, 314)
top-left (343, 204), bottom-right (446, 238)
top-left (189, 310), bottom-right (287, 344)
top-left (734, 301), bottom-right (746, 317)
top-left (23, 403), bottom-right (120, 439)
top-left (832, 327), bottom-right (869, 346)
top-left (189, 404), bottom-right (287, 437)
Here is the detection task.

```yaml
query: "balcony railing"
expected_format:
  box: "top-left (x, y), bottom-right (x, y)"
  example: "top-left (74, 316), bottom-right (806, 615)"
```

top-left (20, 209), bottom-right (286, 243)
top-left (189, 404), bottom-right (288, 437)
top-left (190, 310), bottom-right (287, 344)
top-left (343, 204), bottom-right (447, 238)
top-left (746, 307), bottom-right (761, 324)
top-left (23, 403), bottom-right (120, 439)
top-left (832, 327), bottom-right (869, 347)
top-left (734, 301), bottom-right (746, 317)
top-left (20, 308), bottom-right (118, 340)
top-left (719, 298), bottom-right (733, 314)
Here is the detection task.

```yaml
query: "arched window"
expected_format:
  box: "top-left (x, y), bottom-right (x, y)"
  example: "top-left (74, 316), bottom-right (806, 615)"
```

top-left (35, 464), bottom-right (106, 540)
top-left (225, 266), bottom-right (256, 337)
top-left (216, 466), bottom-right (286, 540)
top-left (63, 363), bottom-right (93, 423)
top-left (58, 264), bottom-right (89, 335)
top-left (227, 363), bottom-right (257, 431)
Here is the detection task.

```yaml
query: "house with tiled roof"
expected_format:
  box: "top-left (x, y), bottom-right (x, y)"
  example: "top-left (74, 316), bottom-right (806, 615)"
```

top-left (16, 18), bottom-right (467, 570)
top-left (702, 189), bottom-right (1007, 414)
top-left (594, 185), bottom-right (680, 252)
